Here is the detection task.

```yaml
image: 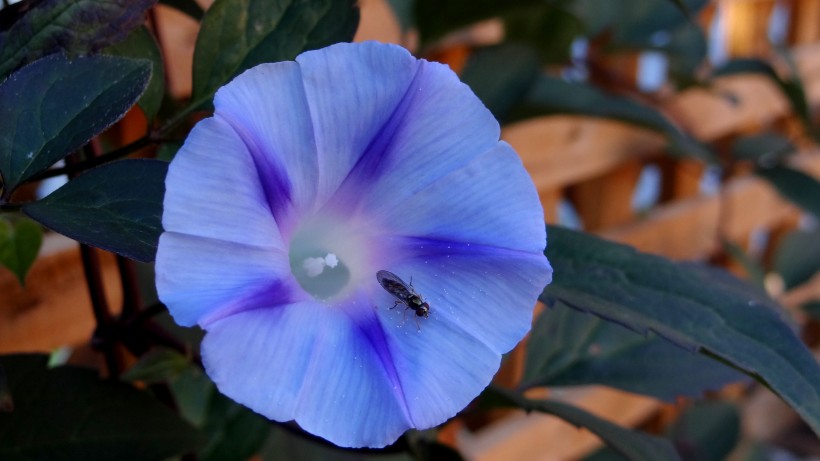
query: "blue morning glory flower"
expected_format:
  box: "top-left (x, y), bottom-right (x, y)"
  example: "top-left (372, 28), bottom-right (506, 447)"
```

top-left (155, 42), bottom-right (552, 448)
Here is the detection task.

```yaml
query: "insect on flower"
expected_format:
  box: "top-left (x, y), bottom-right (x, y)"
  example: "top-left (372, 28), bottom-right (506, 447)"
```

top-left (377, 270), bottom-right (430, 326)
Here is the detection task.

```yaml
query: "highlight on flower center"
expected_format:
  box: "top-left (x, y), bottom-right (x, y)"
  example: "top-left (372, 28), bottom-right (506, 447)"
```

top-left (155, 41), bottom-right (553, 448)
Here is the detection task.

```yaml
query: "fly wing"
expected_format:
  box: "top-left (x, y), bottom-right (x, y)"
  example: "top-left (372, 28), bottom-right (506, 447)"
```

top-left (376, 270), bottom-right (411, 299)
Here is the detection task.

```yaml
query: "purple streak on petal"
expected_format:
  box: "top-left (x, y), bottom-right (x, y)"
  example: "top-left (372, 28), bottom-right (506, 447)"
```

top-left (350, 56), bottom-right (502, 217)
top-left (322, 63), bottom-right (426, 214)
top-left (199, 277), bottom-right (304, 327)
top-left (213, 61), bottom-right (320, 235)
top-left (386, 237), bottom-right (551, 354)
top-left (344, 301), bottom-right (414, 424)
top-left (374, 296), bottom-right (500, 429)
top-left (202, 299), bottom-right (413, 448)
top-left (162, 117), bottom-right (283, 249)
top-left (219, 114), bottom-right (295, 229)
top-left (295, 42), bottom-right (421, 209)
top-left (370, 142), bottom-right (546, 254)
top-left (156, 232), bottom-right (288, 327)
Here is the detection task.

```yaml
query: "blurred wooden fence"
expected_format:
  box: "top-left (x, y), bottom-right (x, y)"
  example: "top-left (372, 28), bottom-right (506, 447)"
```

top-left (2, 0), bottom-right (820, 459)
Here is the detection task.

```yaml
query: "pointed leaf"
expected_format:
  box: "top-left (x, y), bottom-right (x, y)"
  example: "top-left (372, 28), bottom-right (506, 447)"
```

top-left (0, 215), bottom-right (42, 285)
top-left (0, 0), bottom-right (157, 78)
top-left (23, 159), bottom-right (167, 263)
top-left (756, 165), bottom-right (820, 218)
top-left (121, 348), bottom-right (189, 384)
top-left (541, 226), bottom-right (820, 436)
top-left (460, 44), bottom-right (540, 121)
top-left (523, 304), bottom-right (746, 401)
top-left (774, 228), bottom-right (820, 290)
top-left (104, 26), bottom-right (166, 120)
top-left (484, 387), bottom-right (681, 461)
top-left (169, 366), bottom-right (270, 461)
top-left (513, 76), bottom-right (714, 161)
top-left (0, 55), bottom-right (151, 197)
top-left (192, 0), bottom-right (359, 103)
top-left (0, 354), bottom-right (204, 461)
top-left (731, 133), bottom-right (794, 165)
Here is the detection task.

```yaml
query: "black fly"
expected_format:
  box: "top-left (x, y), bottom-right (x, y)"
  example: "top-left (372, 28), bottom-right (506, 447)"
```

top-left (376, 270), bottom-right (429, 327)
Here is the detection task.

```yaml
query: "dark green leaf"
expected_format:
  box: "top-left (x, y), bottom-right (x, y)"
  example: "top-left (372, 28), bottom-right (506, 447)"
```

top-left (199, 391), bottom-right (270, 461)
top-left (0, 215), bottom-right (42, 285)
top-left (665, 402), bottom-right (740, 461)
top-left (542, 226), bottom-right (820, 436)
top-left (0, 0), bottom-right (157, 78)
top-left (714, 58), bottom-right (812, 135)
top-left (484, 387), bottom-right (681, 461)
top-left (170, 367), bottom-right (213, 428)
top-left (523, 303), bottom-right (746, 401)
top-left (104, 26), bottom-right (166, 120)
top-left (23, 159), bottom-right (167, 263)
top-left (731, 133), bottom-right (794, 165)
top-left (568, 0), bottom-right (707, 45)
top-left (159, 0), bottom-right (204, 20)
top-left (192, 0), bottom-right (359, 103)
top-left (414, 0), bottom-right (540, 44)
top-left (0, 354), bottom-right (204, 461)
top-left (0, 55), bottom-right (150, 197)
top-left (169, 365), bottom-right (270, 461)
top-left (156, 141), bottom-right (183, 161)
top-left (121, 348), bottom-right (189, 384)
top-left (460, 44), bottom-right (540, 121)
top-left (666, 0), bottom-right (693, 19)
top-left (610, 0), bottom-right (707, 46)
top-left (514, 76), bottom-right (714, 160)
top-left (774, 228), bottom-right (820, 289)
top-left (504, 6), bottom-right (585, 65)
top-left (385, 0), bottom-right (415, 31)
top-left (261, 425), bottom-right (414, 461)
top-left (663, 22), bottom-right (708, 86)
top-left (756, 165), bottom-right (820, 217)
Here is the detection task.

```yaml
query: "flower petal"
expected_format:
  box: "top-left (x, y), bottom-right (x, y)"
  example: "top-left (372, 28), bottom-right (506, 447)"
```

top-left (299, 42), bottom-right (501, 214)
top-left (370, 245), bottom-right (550, 427)
top-left (337, 56), bottom-right (501, 211)
top-left (201, 298), bottom-right (411, 448)
top-left (156, 233), bottom-right (289, 326)
top-left (162, 117), bottom-right (284, 249)
top-left (385, 244), bottom-right (551, 353)
top-left (372, 142), bottom-right (546, 254)
top-left (373, 300), bottom-right (500, 429)
top-left (213, 61), bottom-right (318, 231)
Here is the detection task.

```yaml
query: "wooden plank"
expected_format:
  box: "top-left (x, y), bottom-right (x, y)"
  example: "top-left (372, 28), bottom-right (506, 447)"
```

top-left (570, 159), bottom-right (643, 231)
top-left (503, 117), bottom-right (664, 193)
top-left (723, 0), bottom-right (777, 58)
top-left (506, 42), bottom-right (820, 193)
top-left (601, 172), bottom-right (799, 259)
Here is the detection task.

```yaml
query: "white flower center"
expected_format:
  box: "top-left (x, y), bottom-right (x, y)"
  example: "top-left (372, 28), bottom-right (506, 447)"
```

top-left (287, 215), bottom-right (374, 301)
